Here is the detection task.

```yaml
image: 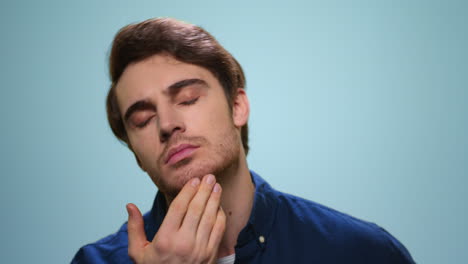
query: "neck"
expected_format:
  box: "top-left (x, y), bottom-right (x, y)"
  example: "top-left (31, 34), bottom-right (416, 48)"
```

top-left (163, 150), bottom-right (255, 258)
top-left (216, 153), bottom-right (254, 258)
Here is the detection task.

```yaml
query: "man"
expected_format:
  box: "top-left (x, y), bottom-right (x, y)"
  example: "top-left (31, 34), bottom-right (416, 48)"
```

top-left (73, 18), bottom-right (415, 263)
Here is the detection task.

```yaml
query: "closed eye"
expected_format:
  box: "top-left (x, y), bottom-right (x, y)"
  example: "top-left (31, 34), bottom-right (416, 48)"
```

top-left (131, 112), bottom-right (155, 128)
top-left (179, 97), bottom-right (199, 106)
top-left (135, 117), bottom-right (153, 128)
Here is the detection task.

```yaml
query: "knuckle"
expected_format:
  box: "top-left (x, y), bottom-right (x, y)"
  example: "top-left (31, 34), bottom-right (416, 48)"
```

top-left (189, 201), bottom-right (204, 215)
top-left (204, 216), bottom-right (216, 227)
top-left (201, 181), bottom-right (214, 192)
top-left (127, 248), bottom-right (139, 262)
top-left (217, 216), bottom-right (226, 232)
top-left (154, 237), bottom-right (171, 253)
top-left (202, 247), bottom-right (211, 257)
top-left (170, 200), bottom-right (185, 213)
top-left (218, 222), bottom-right (226, 233)
top-left (193, 250), bottom-right (208, 263)
top-left (127, 248), bottom-right (135, 258)
top-left (174, 239), bottom-right (193, 256)
top-left (218, 210), bottom-right (227, 223)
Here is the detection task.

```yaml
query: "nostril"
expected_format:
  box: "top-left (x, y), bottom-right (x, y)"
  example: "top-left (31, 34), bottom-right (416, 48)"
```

top-left (159, 126), bottom-right (182, 143)
top-left (160, 131), bottom-right (170, 143)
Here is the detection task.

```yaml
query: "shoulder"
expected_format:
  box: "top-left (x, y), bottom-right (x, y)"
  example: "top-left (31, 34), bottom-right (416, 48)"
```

top-left (272, 190), bottom-right (415, 263)
top-left (71, 223), bottom-right (131, 264)
top-left (71, 194), bottom-right (165, 264)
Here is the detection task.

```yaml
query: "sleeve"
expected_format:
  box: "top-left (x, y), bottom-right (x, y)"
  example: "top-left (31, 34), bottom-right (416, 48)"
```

top-left (71, 244), bottom-right (130, 264)
top-left (379, 227), bottom-right (416, 264)
top-left (71, 245), bottom-right (107, 264)
top-left (71, 245), bottom-right (97, 264)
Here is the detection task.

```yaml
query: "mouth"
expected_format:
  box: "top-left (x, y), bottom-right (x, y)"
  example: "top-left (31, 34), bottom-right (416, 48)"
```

top-left (165, 144), bottom-right (200, 165)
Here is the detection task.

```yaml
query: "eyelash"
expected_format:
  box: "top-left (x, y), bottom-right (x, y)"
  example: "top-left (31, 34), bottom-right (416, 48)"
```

top-left (134, 97), bottom-right (199, 128)
top-left (180, 97), bottom-right (199, 106)
top-left (135, 118), bottom-right (153, 128)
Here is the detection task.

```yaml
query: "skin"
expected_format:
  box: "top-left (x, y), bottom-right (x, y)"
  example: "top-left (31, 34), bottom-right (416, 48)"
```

top-left (116, 54), bottom-right (255, 263)
top-left (126, 175), bottom-right (225, 263)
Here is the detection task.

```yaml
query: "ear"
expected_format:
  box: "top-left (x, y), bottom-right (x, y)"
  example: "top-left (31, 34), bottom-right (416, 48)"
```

top-left (232, 88), bottom-right (250, 127)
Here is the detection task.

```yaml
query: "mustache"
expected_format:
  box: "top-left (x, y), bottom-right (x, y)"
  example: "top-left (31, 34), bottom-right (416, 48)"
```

top-left (159, 135), bottom-right (207, 163)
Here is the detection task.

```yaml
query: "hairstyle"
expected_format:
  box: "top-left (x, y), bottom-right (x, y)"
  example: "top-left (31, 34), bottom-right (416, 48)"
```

top-left (106, 18), bottom-right (249, 155)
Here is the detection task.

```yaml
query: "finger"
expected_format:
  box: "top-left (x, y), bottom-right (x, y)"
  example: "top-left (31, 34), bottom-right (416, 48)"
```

top-left (207, 207), bottom-right (226, 253)
top-left (180, 174), bottom-right (216, 234)
top-left (196, 183), bottom-right (222, 245)
top-left (126, 203), bottom-right (147, 261)
top-left (162, 177), bottom-right (201, 231)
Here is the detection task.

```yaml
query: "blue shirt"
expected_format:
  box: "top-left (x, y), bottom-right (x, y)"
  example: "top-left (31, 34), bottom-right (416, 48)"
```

top-left (72, 171), bottom-right (415, 263)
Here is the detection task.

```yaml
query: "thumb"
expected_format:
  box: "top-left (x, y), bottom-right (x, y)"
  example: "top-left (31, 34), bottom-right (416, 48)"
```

top-left (126, 203), bottom-right (147, 261)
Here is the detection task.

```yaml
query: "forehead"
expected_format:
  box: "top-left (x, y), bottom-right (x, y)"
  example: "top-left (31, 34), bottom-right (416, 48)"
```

top-left (115, 54), bottom-right (219, 110)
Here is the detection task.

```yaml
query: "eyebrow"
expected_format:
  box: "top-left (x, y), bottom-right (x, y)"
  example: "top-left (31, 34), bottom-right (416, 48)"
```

top-left (124, 100), bottom-right (156, 122)
top-left (123, 78), bottom-right (208, 122)
top-left (166, 78), bottom-right (208, 95)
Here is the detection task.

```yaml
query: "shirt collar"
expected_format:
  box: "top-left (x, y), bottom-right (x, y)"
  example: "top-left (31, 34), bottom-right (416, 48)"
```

top-left (235, 170), bottom-right (278, 258)
top-left (144, 170), bottom-right (278, 254)
top-left (145, 191), bottom-right (167, 241)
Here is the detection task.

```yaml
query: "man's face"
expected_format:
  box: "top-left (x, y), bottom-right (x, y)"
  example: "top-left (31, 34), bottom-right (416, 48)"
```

top-left (116, 54), bottom-right (246, 197)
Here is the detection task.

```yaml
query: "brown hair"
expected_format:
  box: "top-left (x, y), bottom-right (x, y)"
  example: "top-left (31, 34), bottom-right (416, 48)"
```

top-left (106, 18), bottom-right (249, 155)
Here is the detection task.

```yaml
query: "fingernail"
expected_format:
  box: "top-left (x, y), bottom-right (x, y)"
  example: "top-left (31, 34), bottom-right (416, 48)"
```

top-left (192, 178), bottom-right (200, 187)
top-left (206, 174), bottom-right (215, 184)
top-left (213, 183), bottom-right (221, 193)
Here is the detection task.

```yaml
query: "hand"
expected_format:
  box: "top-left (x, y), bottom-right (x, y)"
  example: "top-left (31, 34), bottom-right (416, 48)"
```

top-left (126, 174), bottom-right (226, 264)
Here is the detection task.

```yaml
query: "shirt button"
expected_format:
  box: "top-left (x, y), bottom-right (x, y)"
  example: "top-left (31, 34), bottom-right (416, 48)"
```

top-left (258, 235), bottom-right (265, 243)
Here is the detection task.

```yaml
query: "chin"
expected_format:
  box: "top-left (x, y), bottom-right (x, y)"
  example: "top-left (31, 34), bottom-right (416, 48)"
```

top-left (154, 155), bottom-right (235, 197)
top-left (149, 132), bottom-right (240, 198)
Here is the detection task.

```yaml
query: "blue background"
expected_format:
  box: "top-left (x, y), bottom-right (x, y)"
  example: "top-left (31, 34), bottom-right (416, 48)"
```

top-left (0, 1), bottom-right (466, 263)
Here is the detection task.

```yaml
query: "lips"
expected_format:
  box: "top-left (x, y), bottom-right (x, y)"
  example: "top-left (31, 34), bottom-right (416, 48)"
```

top-left (165, 144), bottom-right (199, 165)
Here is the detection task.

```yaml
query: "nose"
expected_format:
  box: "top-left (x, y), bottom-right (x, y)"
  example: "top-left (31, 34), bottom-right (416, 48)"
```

top-left (157, 107), bottom-right (185, 143)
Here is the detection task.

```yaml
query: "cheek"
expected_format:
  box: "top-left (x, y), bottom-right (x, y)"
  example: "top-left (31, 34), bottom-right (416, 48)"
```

top-left (193, 106), bottom-right (232, 134)
top-left (205, 98), bottom-right (232, 125)
top-left (128, 128), bottom-right (161, 158)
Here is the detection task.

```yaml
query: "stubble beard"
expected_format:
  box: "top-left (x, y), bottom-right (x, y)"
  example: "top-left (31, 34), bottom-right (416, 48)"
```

top-left (150, 125), bottom-right (240, 200)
